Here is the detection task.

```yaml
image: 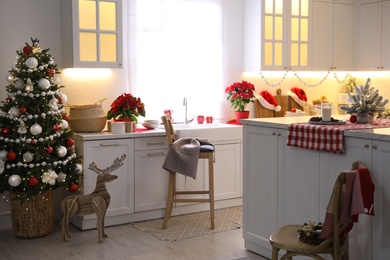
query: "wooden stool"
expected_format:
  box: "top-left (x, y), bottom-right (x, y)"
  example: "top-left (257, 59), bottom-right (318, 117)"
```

top-left (161, 115), bottom-right (215, 230)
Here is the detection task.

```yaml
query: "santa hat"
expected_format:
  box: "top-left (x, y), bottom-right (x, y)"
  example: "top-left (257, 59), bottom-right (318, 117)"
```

top-left (287, 87), bottom-right (307, 107)
top-left (256, 91), bottom-right (281, 112)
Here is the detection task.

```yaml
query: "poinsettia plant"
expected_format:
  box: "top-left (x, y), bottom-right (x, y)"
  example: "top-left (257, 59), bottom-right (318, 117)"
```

top-left (107, 93), bottom-right (146, 123)
top-left (225, 80), bottom-right (255, 111)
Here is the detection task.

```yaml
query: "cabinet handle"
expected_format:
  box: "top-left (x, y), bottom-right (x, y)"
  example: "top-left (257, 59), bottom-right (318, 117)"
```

top-left (100, 143), bottom-right (120, 146)
top-left (276, 133), bottom-right (281, 136)
top-left (272, 132), bottom-right (276, 136)
top-left (147, 152), bottom-right (166, 157)
top-left (372, 145), bottom-right (377, 150)
top-left (364, 144), bottom-right (370, 149)
top-left (147, 141), bottom-right (165, 145)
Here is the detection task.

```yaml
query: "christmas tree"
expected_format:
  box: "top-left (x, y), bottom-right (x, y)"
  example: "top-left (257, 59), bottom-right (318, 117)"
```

top-left (0, 38), bottom-right (82, 201)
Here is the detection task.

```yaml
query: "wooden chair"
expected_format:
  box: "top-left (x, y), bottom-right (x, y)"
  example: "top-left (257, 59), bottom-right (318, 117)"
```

top-left (269, 161), bottom-right (365, 260)
top-left (161, 115), bottom-right (215, 230)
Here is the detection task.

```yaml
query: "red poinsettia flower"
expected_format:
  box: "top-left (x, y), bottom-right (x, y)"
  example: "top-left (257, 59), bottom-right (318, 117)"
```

top-left (225, 81), bottom-right (255, 111)
top-left (107, 93), bottom-right (146, 123)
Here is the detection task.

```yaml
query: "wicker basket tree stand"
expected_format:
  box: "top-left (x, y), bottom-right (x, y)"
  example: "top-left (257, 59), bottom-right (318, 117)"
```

top-left (10, 190), bottom-right (55, 238)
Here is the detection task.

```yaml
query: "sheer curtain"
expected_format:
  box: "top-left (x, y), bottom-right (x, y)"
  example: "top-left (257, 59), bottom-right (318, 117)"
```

top-left (126, 0), bottom-right (224, 122)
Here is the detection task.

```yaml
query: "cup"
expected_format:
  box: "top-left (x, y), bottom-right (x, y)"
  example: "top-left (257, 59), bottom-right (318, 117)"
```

top-left (111, 122), bottom-right (126, 134)
top-left (321, 103), bottom-right (332, 122)
top-left (163, 109), bottom-right (173, 122)
top-left (206, 116), bottom-right (213, 123)
top-left (197, 115), bottom-right (204, 124)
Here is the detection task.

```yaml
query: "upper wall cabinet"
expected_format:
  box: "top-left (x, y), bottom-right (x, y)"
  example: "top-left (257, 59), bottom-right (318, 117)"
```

top-left (356, 0), bottom-right (390, 70)
top-left (60, 0), bottom-right (123, 68)
top-left (243, 0), bottom-right (310, 71)
top-left (311, 0), bottom-right (355, 71)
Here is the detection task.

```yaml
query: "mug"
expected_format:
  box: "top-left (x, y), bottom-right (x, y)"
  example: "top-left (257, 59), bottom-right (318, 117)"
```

top-left (163, 109), bottom-right (173, 122)
top-left (197, 115), bottom-right (204, 124)
top-left (206, 116), bottom-right (213, 123)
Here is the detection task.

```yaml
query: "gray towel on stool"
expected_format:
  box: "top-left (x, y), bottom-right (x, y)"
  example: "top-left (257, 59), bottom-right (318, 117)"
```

top-left (162, 137), bottom-right (212, 179)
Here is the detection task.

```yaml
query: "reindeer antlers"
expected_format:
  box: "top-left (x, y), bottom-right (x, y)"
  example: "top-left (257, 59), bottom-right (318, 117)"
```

top-left (88, 154), bottom-right (127, 175)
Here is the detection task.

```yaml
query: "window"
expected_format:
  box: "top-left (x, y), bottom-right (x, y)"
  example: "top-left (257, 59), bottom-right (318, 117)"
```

top-left (126, 0), bottom-right (224, 122)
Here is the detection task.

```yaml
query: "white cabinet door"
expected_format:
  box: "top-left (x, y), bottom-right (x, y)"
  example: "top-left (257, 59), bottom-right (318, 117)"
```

top-left (371, 139), bottom-right (390, 260)
top-left (312, 1), bottom-right (354, 71)
top-left (134, 136), bottom-right (168, 212)
top-left (357, 1), bottom-right (384, 70)
top-left (243, 125), bottom-right (278, 258)
top-left (76, 138), bottom-right (134, 229)
top-left (277, 129), bottom-right (321, 226)
top-left (60, 0), bottom-right (123, 68)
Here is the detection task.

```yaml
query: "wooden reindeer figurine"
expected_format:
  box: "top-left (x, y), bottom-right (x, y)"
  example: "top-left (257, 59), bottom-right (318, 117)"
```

top-left (61, 154), bottom-right (126, 243)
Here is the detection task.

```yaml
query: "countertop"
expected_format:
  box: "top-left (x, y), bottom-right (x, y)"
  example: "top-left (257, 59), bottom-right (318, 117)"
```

top-left (241, 115), bottom-right (390, 142)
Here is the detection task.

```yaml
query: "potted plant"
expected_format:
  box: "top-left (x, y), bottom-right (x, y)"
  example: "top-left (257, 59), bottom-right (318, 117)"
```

top-left (225, 80), bottom-right (255, 123)
top-left (107, 93), bottom-right (146, 132)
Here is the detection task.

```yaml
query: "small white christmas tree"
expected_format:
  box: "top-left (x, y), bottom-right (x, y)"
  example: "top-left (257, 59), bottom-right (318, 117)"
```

top-left (340, 78), bottom-right (388, 115)
top-left (0, 38), bottom-right (82, 200)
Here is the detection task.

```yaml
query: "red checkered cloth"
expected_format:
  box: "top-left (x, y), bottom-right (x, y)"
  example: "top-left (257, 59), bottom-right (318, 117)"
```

top-left (287, 119), bottom-right (390, 154)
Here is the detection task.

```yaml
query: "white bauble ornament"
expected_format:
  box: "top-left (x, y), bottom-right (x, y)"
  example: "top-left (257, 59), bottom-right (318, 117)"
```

top-left (60, 119), bottom-right (68, 129)
top-left (30, 123), bottom-right (42, 135)
top-left (26, 57), bottom-right (38, 69)
top-left (22, 152), bottom-right (34, 163)
top-left (8, 174), bottom-right (21, 187)
top-left (0, 150), bottom-right (8, 161)
top-left (5, 74), bottom-right (15, 83)
top-left (60, 93), bottom-right (68, 103)
top-left (51, 76), bottom-right (60, 85)
top-left (14, 80), bottom-right (24, 90)
top-left (57, 146), bottom-right (67, 157)
top-left (9, 107), bottom-right (20, 117)
top-left (38, 78), bottom-right (50, 90)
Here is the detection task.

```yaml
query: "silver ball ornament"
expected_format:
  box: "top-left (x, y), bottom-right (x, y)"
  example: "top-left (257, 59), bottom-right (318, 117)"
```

top-left (26, 57), bottom-right (38, 69)
top-left (56, 146), bottom-right (67, 157)
top-left (38, 78), bottom-right (51, 90)
top-left (22, 152), bottom-right (34, 163)
top-left (9, 107), bottom-right (21, 117)
top-left (5, 74), bottom-right (15, 83)
top-left (14, 80), bottom-right (24, 90)
top-left (30, 123), bottom-right (42, 135)
top-left (8, 174), bottom-right (21, 187)
top-left (0, 150), bottom-right (8, 160)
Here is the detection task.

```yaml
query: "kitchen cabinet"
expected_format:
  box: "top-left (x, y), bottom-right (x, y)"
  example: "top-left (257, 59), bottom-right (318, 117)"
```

top-left (311, 0), bottom-right (355, 71)
top-left (73, 137), bottom-right (135, 230)
top-left (242, 119), bottom-right (388, 259)
top-left (356, 0), bottom-right (390, 70)
top-left (134, 136), bottom-right (169, 212)
top-left (60, 0), bottom-right (123, 68)
top-left (243, 0), bottom-right (310, 71)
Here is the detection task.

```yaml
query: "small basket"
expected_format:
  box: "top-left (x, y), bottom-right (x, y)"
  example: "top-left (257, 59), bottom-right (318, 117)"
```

top-left (297, 221), bottom-right (324, 245)
top-left (68, 98), bottom-right (107, 132)
top-left (10, 190), bottom-right (55, 238)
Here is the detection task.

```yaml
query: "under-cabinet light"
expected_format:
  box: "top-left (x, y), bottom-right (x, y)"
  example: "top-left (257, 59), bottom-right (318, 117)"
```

top-left (63, 68), bottom-right (113, 80)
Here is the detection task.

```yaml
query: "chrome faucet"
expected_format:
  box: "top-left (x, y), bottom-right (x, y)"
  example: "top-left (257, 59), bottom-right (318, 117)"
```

top-left (183, 96), bottom-right (193, 124)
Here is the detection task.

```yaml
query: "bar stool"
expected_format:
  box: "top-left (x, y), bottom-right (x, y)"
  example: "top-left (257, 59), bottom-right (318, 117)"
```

top-left (161, 115), bottom-right (215, 230)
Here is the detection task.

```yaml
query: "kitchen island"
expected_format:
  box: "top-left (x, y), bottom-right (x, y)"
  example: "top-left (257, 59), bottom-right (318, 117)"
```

top-left (242, 116), bottom-right (390, 260)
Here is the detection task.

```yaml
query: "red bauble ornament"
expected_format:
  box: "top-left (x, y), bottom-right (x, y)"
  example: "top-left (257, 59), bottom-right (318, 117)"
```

top-left (47, 68), bottom-right (55, 75)
top-left (54, 124), bottom-right (61, 131)
top-left (5, 97), bottom-right (12, 103)
top-left (23, 46), bottom-right (32, 55)
top-left (63, 114), bottom-right (69, 121)
top-left (69, 184), bottom-right (78, 193)
top-left (350, 115), bottom-right (357, 123)
top-left (7, 151), bottom-right (17, 161)
top-left (28, 177), bottom-right (39, 187)
top-left (46, 146), bottom-right (54, 153)
top-left (66, 137), bottom-right (74, 147)
top-left (1, 127), bottom-right (10, 135)
top-left (20, 107), bottom-right (27, 114)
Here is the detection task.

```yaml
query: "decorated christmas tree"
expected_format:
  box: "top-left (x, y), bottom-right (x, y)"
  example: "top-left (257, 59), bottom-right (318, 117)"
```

top-left (0, 38), bottom-right (82, 202)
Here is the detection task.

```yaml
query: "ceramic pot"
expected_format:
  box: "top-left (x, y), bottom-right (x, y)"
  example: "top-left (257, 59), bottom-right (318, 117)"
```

top-left (235, 111), bottom-right (250, 124)
top-left (356, 113), bottom-right (375, 124)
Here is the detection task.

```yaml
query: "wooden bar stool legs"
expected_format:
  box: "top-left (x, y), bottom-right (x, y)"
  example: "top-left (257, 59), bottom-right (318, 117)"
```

top-left (161, 151), bottom-right (215, 230)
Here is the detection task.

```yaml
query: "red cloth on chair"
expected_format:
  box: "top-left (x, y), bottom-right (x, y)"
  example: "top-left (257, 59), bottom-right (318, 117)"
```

top-left (320, 168), bottom-right (375, 239)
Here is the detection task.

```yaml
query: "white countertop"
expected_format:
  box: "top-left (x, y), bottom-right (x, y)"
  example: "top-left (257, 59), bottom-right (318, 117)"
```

top-left (241, 115), bottom-right (390, 142)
